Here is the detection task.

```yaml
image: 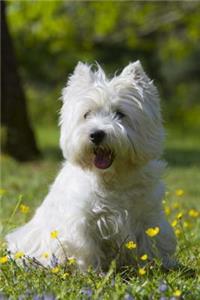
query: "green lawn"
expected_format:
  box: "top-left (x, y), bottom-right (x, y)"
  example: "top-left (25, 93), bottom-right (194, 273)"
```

top-left (0, 126), bottom-right (200, 299)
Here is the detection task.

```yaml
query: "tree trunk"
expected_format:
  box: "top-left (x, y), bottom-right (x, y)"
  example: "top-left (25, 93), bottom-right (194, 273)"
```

top-left (1, 1), bottom-right (40, 161)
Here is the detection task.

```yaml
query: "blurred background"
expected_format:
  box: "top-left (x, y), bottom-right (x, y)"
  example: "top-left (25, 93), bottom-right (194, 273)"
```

top-left (1, 0), bottom-right (200, 161)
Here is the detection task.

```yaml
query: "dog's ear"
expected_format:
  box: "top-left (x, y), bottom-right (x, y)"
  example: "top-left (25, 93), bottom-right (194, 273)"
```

top-left (62, 62), bottom-right (94, 102)
top-left (120, 60), bottom-right (150, 83)
top-left (69, 62), bottom-right (94, 85)
top-left (120, 61), bottom-right (161, 120)
top-left (73, 62), bottom-right (93, 78)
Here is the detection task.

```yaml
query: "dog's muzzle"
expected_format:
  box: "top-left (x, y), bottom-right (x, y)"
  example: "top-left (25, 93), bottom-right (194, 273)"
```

top-left (90, 130), bottom-right (106, 145)
top-left (93, 147), bottom-right (114, 169)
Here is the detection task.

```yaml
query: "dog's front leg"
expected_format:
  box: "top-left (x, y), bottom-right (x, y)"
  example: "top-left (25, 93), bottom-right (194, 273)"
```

top-left (63, 217), bottom-right (102, 272)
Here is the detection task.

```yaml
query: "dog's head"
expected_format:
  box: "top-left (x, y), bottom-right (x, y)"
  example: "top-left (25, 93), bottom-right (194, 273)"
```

top-left (60, 61), bottom-right (164, 173)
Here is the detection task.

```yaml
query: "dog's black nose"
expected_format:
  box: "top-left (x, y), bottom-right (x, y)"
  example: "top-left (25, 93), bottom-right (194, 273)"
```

top-left (90, 130), bottom-right (106, 145)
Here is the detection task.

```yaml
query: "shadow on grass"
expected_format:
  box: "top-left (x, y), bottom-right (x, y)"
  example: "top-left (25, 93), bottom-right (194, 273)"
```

top-left (165, 148), bottom-right (200, 167)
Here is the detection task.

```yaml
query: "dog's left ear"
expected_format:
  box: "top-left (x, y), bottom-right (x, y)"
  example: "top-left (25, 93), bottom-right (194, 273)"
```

top-left (120, 60), bottom-right (151, 83)
top-left (120, 61), bottom-right (161, 121)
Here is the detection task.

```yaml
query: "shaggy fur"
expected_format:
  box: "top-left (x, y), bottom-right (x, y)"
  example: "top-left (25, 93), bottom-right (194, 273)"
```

top-left (6, 61), bottom-right (177, 271)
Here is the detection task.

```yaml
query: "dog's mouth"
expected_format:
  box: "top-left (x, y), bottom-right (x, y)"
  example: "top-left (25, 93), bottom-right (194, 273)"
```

top-left (93, 147), bottom-right (114, 169)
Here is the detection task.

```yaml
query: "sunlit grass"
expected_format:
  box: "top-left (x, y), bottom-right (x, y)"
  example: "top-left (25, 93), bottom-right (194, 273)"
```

top-left (0, 126), bottom-right (200, 299)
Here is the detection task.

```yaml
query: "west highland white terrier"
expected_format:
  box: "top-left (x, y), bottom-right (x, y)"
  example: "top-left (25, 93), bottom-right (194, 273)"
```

top-left (6, 61), bottom-right (177, 271)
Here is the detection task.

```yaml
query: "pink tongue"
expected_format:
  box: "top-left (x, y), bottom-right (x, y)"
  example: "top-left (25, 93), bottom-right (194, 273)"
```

top-left (94, 151), bottom-right (112, 169)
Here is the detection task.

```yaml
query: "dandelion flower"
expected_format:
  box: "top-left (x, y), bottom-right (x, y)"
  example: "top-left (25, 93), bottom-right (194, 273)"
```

top-left (62, 272), bottom-right (69, 279)
top-left (176, 212), bottom-right (183, 219)
top-left (140, 254), bottom-right (148, 261)
top-left (42, 252), bottom-right (49, 259)
top-left (188, 209), bottom-right (199, 218)
top-left (14, 251), bottom-right (25, 259)
top-left (175, 189), bottom-right (184, 197)
top-left (51, 267), bottom-right (59, 273)
top-left (19, 204), bottom-right (30, 214)
top-left (173, 289), bottom-right (182, 297)
top-left (164, 206), bottom-right (171, 216)
top-left (0, 256), bottom-right (8, 264)
top-left (171, 220), bottom-right (178, 227)
top-left (68, 257), bottom-right (76, 265)
top-left (50, 230), bottom-right (59, 239)
top-left (183, 221), bottom-right (191, 228)
top-left (138, 267), bottom-right (146, 275)
top-left (145, 227), bottom-right (160, 237)
top-left (125, 241), bottom-right (137, 249)
top-left (175, 229), bottom-right (181, 236)
top-left (173, 202), bottom-right (180, 209)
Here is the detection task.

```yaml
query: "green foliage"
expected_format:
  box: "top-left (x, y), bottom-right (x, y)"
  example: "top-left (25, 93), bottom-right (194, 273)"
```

top-left (1, 127), bottom-right (200, 299)
top-left (6, 1), bottom-right (200, 127)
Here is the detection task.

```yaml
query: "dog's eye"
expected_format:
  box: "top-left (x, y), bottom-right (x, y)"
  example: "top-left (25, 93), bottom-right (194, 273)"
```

top-left (84, 111), bottom-right (91, 119)
top-left (115, 111), bottom-right (125, 119)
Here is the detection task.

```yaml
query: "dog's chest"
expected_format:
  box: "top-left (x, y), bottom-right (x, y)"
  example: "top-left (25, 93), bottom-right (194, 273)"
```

top-left (89, 190), bottom-right (137, 240)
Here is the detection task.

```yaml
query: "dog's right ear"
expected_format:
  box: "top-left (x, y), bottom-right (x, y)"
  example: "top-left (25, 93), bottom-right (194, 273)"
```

top-left (62, 62), bottom-right (94, 102)
top-left (69, 62), bottom-right (94, 86)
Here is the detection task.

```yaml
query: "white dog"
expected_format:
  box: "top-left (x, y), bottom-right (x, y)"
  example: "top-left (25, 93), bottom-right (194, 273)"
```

top-left (6, 61), bottom-right (177, 271)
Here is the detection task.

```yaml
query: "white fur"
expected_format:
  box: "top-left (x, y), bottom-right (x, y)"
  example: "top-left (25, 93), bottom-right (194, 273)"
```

top-left (6, 61), bottom-right (176, 271)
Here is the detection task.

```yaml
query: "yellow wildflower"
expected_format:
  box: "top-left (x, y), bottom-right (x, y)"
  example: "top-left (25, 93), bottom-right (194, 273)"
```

top-left (175, 189), bottom-right (184, 197)
top-left (125, 241), bottom-right (137, 249)
top-left (51, 267), bottom-right (59, 273)
top-left (188, 209), bottom-right (199, 218)
top-left (50, 230), bottom-right (59, 239)
top-left (68, 257), bottom-right (76, 265)
top-left (173, 289), bottom-right (182, 297)
top-left (171, 220), bottom-right (178, 227)
top-left (183, 221), bottom-right (191, 228)
top-left (0, 189), bottom-right (7, 196)
top-left (14, 251), bottom-right (25, 259)
top-left (62, 272), bottom-right (70, 279)
top-left (0, 256), bottom-right (8, 264)
top-left (145, 227), bottom-right (160, 237)
top-left (164, 206), bottom-right (171, 216)
top-left (140, 254), bottom-right (148, 261)
top-left (173, 202), bottom-right (180, 209)
top-left (138, 267), bottom-right (146, 275)
top-left (42, 252), bottom-right (49, 259)
top-left (19, 204), bottom-right (30, 214)
top-left (175, 229), bottom-right (181, 236)
top-left (176, 212), bottom-right (183, 219)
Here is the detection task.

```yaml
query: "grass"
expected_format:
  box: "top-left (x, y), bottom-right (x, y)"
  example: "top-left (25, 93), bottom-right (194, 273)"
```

top-left (0, 126), bottom-right (200, 299)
